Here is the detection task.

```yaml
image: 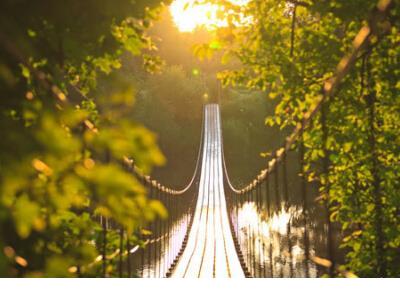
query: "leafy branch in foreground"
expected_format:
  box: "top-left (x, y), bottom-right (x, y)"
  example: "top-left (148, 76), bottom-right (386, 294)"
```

top-left (0, 0), bottom-right (169, 277)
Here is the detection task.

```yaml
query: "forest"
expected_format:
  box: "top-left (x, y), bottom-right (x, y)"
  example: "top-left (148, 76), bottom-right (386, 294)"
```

top-left (0, 0), bottom-right (398, 278)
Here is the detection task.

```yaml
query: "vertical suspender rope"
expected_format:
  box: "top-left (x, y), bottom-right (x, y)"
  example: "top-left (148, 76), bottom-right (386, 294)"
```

top-left (266, 174), bottom-right (274, 277)
top-left (265, 173), bottom-right (271, 218)
top-left (162, 190), bottom-right (167, 277)
top-left (299, 124), bottom-right (310, 277)
top-left (273, 155), bottom-right (284, 277)
top-left (274, 156), bottom-right (280, 212)
top-left (252, 187), bottom-right (257, 277)
top-left (168, 191), bottom-right (172, 272)
top-left (246, 190), bottom-right (251, 274)
top-left (237, 192), bottom-right (241, 251)
top-left (283, 150), bottom-right (294, 277)
top-left (171, 193), bottom-right (176, 265)
top-left (158, 187), bottom-right (162, 277)
top-left (256, 183), bottom-right (261, 278)
top-left (140, 176), bottom-right (146, 277)
top-left (261, 179), bottom-right (267, 278)
top-left (155, 186), bottom-right (159, 278)
top-left (165, 191), bottom-right (169, 274)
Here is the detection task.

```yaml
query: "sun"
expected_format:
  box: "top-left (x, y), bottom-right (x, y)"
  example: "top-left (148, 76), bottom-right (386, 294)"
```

top-left (169, 0), bottom-right (224, 32)
top-left (170, 0), bottom-right (249, 32)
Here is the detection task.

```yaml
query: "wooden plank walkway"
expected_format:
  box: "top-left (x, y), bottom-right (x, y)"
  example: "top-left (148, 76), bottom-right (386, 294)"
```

top-left (172, 104), bottom-right (245, 278)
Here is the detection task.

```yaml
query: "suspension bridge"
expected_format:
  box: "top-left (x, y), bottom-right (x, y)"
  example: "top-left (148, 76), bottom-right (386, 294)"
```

top-left (172, 104), bottom-right (244, 278)
top-left (122, 100), bottom-right (326, 278)
top-left (1, 0), bottom-right (392, 278)
top-left (94, 2), bottom-right (394, 278)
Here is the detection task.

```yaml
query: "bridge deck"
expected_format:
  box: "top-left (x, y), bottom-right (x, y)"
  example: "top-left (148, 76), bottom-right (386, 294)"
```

top-left (172, 104), bottom-right (245, 278)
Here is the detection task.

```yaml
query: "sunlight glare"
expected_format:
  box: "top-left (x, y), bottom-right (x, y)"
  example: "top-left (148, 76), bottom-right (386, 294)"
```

top-left (170, 0), bottom-right (249, 32)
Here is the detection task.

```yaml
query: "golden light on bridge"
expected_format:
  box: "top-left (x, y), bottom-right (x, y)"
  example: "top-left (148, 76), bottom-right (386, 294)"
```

top-left (170, 0), bottom-right (249, 32)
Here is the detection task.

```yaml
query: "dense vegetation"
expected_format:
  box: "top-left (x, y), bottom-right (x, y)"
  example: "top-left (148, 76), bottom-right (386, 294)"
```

top-left (0, 0), bottom-right (277, 277)
top-left (200, 0), bottom-right (399, 276)
top-left (0, 0), bottom-right (169, 277)
top-left (0, 0), bottom-right (398, 278)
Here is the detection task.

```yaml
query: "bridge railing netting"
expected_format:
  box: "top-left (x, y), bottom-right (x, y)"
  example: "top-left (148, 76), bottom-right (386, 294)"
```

top-left (223, 0), bottom-right (394, 278)
top-left (95, 107), bottom-right (205, 278)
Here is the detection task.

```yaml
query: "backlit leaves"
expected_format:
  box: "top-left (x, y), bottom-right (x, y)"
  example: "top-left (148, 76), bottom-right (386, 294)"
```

top-left (201, 0), bottom-right (400, 277)
top-left (0, 0), bottom-right (168, 277)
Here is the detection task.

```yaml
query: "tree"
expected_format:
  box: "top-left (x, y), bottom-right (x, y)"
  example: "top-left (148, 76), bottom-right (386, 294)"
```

top-left (199, 0), bottom-right (399, 276)
top-left (0, 0), bottom-right (170, 277)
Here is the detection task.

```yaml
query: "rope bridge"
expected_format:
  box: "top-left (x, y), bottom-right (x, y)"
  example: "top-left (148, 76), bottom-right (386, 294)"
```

top-left (1, 0), bottom-right (392, 278)
top-left (104, 0), bottom-right (392, 278)
top-left (171, 104), bottom-right (244, 278)
top-left (119, 104), bottom-right (247, 278)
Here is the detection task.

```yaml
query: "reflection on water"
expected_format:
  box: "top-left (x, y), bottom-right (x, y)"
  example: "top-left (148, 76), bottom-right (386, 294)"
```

top-left (128, 198), bottom-right (337, 278)
top-left (233, 201), bottom-right (319, 277)
top-left (127, 198), bottom-right (338, 278)
top-left (129, 201), bottom-right (331, 277)
top-left (130, 213), bottom-right (190, 278)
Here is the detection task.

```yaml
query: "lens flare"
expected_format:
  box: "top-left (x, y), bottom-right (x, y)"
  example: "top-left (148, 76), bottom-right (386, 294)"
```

top-left (170, 0), bottom-right (249, 32)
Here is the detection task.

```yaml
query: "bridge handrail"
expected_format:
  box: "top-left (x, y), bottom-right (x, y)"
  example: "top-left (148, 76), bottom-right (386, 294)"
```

top-left (66, 79), bottom-right (206, 197)
top-left (125, 105), bottom-right (205, 196)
